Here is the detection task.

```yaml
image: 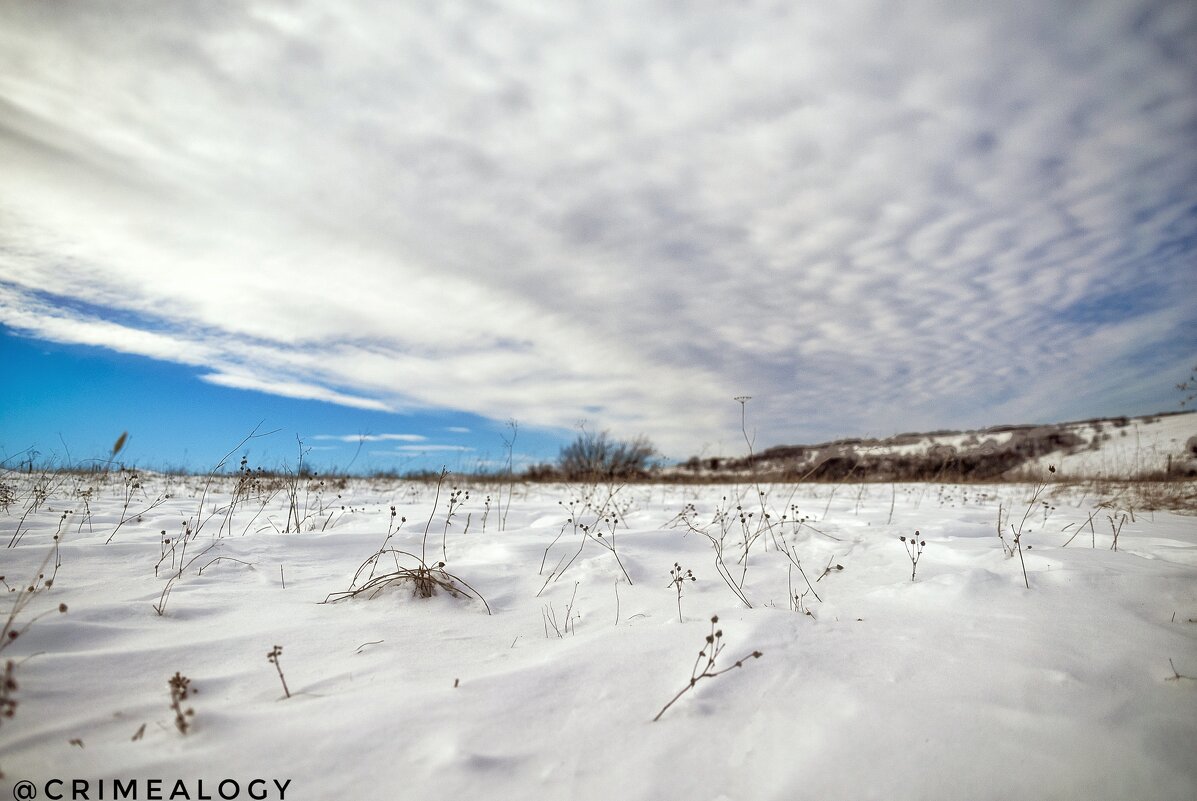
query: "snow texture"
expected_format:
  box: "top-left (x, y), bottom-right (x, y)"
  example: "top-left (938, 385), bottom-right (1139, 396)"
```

top-left (1, 470), bottom-right (1195, 801)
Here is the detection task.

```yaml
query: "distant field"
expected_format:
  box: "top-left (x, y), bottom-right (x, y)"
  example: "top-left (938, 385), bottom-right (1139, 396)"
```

top-left (672, 410), bottom-right (1197, 482)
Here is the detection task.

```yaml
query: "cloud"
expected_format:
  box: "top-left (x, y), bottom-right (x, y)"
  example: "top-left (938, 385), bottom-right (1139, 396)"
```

top-left (370, 445), bottom-right (474, 454)
top-left (0, 0), bottom-right (1193, 453)
top-left (312, 434), bottom-right (427, 443)
top-left (396, 445), bottom-right (473, 453)
top-left (200, 372), bottom-right (392, 411)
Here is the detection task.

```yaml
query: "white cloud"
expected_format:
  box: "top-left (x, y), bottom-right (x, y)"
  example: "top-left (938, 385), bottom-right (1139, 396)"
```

top-left (395, 445), bottom-right (474, 453)
top-left (0, 0), bottom-right (1193, 453)
top-left (200, 372), bottom-right (392, 411)
top-left (312, 434), bottom-right (427, 443)
top-left (370, 445), bottom-right (474, 454)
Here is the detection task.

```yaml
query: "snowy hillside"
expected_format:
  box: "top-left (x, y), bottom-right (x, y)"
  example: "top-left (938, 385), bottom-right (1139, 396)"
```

top-left (678, 411), bottom-right (1197, 481)
top-left (1, 471), bottom-right (1195, 800)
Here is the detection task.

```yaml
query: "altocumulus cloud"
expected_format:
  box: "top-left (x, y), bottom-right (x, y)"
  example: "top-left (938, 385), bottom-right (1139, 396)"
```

top-left (0, 0), bottom-right (1193, 454)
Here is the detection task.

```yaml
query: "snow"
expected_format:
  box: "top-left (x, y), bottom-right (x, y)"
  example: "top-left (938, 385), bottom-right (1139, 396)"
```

top-left (2, 473), bottom-right (1195, 800)
top-left (1024, 413), bottom-right (1197, 476)
top-left (857, 430), bottom-right (1018, 458)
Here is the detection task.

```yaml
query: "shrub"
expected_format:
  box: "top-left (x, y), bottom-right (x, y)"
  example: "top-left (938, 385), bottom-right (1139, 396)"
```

top-left (558, 431), bottom-right (656, 480)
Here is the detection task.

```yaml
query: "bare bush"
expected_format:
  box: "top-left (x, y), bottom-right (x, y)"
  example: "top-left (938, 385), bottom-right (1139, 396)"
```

top-left (558, 431), bottom-right (656, 481)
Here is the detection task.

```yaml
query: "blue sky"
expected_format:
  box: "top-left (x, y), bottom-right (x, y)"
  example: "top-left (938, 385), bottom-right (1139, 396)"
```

top-left (0, 326), bottom-right (559, 473)
top-left (1, 0), bottom-right (1195, 473)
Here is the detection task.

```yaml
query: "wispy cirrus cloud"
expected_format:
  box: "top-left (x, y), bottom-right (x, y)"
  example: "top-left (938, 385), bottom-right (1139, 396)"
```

top-left (200, 372), bottom-right (391, 412)
top-left (313, 434), bottom-right (426, 443)
top-left (369, 445), bottom-right (474, 455)
top-left (0, 0), bottom-right (1193, 455)
top-left (394, 445), bottom-right (473, 453)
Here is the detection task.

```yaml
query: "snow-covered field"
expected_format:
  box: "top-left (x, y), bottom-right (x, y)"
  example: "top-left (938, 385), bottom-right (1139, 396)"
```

top-left (2, 472), bottom-right (1195, 800)
top-left (702, 411), bottom-right (1197, 482)
top-left (1023, 412), bottom-right (1197, 476)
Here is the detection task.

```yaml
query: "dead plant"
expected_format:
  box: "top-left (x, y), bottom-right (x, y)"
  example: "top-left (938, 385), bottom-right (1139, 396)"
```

top-left (653, 615), bottom-right (762, 722)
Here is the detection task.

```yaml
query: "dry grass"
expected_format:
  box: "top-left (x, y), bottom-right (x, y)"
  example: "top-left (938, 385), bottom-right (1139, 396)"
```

top-left (323, 547), bottom-right (491, 614)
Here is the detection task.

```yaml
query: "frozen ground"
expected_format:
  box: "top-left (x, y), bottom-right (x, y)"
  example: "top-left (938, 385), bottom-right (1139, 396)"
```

top-left (1, 472), bottom-right (1195, 800)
